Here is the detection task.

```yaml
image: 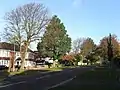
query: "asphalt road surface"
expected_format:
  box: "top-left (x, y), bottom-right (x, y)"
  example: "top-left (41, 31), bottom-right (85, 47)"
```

top-left (0, 67), bottom-right (90, 90)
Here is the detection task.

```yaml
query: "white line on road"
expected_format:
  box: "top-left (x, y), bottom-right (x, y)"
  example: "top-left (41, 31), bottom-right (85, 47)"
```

top-left (36, 69), bottom-right (73, 80)
top-left (41, 71), bottom-right (53, 74)
top-left (0, 81), bottom-right (26, 88)
top-left (0, 74), bottom-right (51, 88)
top-left (69, 69), bottom-right (73, 72)
top-left (0, 69), bottom-right (75, 88)
top-left (10, 71), bottom-right (53, 79)
top-left (36, 75), bottom-right (50, 80)
top-left (46, 76), bottom-right (76, 90)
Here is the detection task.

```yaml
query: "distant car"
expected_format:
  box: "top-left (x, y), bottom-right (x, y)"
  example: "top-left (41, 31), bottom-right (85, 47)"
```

top-left (36, 60), bottom-right (45, 65)
top-left (15, 65), bottom-right (21, 69)
top-left (60, 60), bottom-right (74, 66)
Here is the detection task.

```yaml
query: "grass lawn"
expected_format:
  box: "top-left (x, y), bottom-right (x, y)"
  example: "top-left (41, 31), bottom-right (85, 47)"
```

top-left (9, 67), bottom-right (63, 76)
top-left (50, 68), bottom-right (120, 90)
top-left (45, 67), bottom-right (63, 71)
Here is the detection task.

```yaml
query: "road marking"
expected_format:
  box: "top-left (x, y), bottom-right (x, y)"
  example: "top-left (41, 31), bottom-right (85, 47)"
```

top-left (69, 69), bottom-right (73, 72)
top-left (0, 81), bottom-right (26, 88)
top-left (54, 69), bottom-right (74, 76)
top-left (36, 75), bottom-right (50, 80)
top-left (41, 71), bottom-right (53, 74)
top-left (46, 76), bottom-right (76, 90)
top-left (36, 69), bottom-right (73, 80)
top-left (0, 74), bottom-right (51, 88)
top-left (10, 71), bottom-right (53, 79)
top-left (0, 69), bottom-right (75, 88)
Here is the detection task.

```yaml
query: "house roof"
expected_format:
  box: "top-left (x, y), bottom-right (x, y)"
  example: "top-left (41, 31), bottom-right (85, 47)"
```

top-left (0, 57), bottom-right (10, 60)
top-left (0, 42), bottom-right (33, 52)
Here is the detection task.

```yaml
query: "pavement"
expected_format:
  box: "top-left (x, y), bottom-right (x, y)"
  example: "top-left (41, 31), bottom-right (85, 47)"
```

top-left (0, 67), bottom-right (90, 90)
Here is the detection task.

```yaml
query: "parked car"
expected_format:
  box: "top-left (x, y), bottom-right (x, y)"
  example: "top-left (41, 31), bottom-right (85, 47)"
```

top-left (0, 65), bottom-right (8, 70)
top-left (36, 60), bottom-right (45, 65)
top-left (59, 60), bottom-right (74, 66)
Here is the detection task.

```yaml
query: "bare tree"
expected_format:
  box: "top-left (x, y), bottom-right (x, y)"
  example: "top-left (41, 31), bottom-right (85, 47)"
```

top-left (72, 38), bottom-right (85, 54)
top-left (3, 3), bottom-right (50, 70)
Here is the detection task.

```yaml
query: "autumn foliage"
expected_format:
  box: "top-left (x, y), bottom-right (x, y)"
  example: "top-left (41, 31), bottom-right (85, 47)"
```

top-left (61, 54), bottom-right (75, 61)
top-left (80, 38), bottom-right (96, 56)
top-left (99, 34), bottom-right (120, 59)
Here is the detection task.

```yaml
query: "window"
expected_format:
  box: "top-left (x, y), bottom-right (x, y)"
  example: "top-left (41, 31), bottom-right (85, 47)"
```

top-left (0, 50), bottom-right (1, 56)
top-left (4, 60), bottom-right (7, 65)
top-left (0, 60), bottom-right (1, 65)
top-left (2, 60), bottom-right (3, 65)
top-left (6, 60), bottom-right (8, 64)
top-left (7, 51), bottom-right (9, 57)
top-left (3, 50), bottom-right (5, 57)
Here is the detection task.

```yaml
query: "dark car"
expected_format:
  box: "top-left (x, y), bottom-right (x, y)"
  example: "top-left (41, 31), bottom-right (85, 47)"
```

top-left (60, 60), bottom-right (74, 66)
top-left (36, 60), bottom-right (45, 65)
top-left (0, 65), bottom-right (8, 70)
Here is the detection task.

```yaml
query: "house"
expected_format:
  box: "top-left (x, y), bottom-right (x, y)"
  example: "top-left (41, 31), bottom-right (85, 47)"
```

top-left (0, 42), bottom-right (35, 68)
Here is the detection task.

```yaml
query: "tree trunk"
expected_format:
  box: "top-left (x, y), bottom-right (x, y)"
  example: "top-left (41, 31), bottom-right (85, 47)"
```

top-left (12, 60), bottom-right (15, 72)
top-left (53, 61), bottom-right (56, 67)
top-left (8, 59), bottom-right (12, 72)
top-left (20, 42), bottom-right (29, 71)
top-left (8, 52), bottom-right (15, 72)
top-left (20, 58), bottom-right (25, 70)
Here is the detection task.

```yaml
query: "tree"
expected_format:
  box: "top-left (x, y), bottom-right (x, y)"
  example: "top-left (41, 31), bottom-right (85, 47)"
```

top-left (80, 37), bottom-right (96, 57)
top-left (86, 52), bottom-right (100, 65)
top-left (74, 54), bottom-right (82, 62)
top-left (9, 51), bottom-right (15, 72)
top-left (37, 15), bottom-right (71, 61)
top-left (72, 38), bottom-right (85, 54)
top-left (61, 54), bottom-right (75, 61)
top-left (3, 3), bottom-right (49, 70)
top-left (99, 34), bottom-right (120, 60)
top-left (60, 54), bottom-right (75, 66)
top-left (107, 34), bottom-right (113, 62)
top-left (74, 53), bottom-right (82, 65)
top-left (113, 56), bottom-right (120, 68)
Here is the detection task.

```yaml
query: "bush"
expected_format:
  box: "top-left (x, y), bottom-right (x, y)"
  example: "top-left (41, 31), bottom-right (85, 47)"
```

top-left (113, 56), bottom-right (120, 68)
top-left (74, 54), bottom-right (82, 62)
top-left (83, 60), bottom-right (88, 63)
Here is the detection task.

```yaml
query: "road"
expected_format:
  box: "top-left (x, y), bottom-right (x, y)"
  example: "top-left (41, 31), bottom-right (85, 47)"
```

top-left (0, 67), bottom-right (90, 90)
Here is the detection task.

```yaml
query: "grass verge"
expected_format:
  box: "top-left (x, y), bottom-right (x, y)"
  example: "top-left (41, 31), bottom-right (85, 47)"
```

top-left (45, 68), bottom-right (63, 71)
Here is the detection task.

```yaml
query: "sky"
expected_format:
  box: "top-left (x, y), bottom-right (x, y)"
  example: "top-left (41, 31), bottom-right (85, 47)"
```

top-left (0, 0), bottom-right (120, 50)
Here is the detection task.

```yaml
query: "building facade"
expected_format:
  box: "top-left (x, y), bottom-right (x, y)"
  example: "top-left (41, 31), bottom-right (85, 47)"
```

top-left (0, 42), bottom-right (35, 67)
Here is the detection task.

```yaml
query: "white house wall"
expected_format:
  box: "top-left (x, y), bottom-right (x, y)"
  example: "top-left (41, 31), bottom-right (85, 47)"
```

top-left (0, 60), bottom-right (9, 67)
top-left (0, 49), bottom-right (35, 67)
top-left (26, 52), bottom-right (34, 60)
top-left (0, 49), bottom-right (10, 57)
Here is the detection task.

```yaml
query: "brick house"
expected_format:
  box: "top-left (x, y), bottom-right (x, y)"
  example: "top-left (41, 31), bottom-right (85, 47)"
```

top-left (0, 42), bottom-right (35, 68)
